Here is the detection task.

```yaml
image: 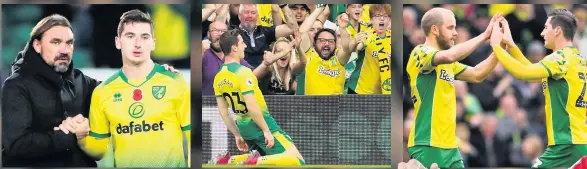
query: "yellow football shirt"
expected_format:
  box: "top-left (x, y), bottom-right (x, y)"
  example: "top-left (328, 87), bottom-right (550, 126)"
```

top-left (296, 48), bottom-right (346, 95)
top-left (348, 30), bottom-right (391, 94)
top-left (406, 44), bottom-right (468, 149)
top-left (256, 4), bottom-right (287, 27)
top-left (346, 22), bottom-right (373, 40)
top-left (213, 62), bottom-right (282, 140)
top-left (539, 46), bottom-right (587, 145)
top-left (360, 4), bottom-right (371, 26)
top-left (80, 64), bottom-right (190, 167)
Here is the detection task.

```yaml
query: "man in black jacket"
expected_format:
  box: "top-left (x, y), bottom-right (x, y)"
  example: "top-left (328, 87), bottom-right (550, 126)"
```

top-left (1, 14), bottom-right (100, 167)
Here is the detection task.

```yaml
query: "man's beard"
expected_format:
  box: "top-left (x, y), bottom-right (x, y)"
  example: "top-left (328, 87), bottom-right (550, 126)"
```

top-left (211, 42), bottom-right (222, 53)
top-left (316, 45), bottom-right (334, 60)
top-left (437, 34), bottom-right (452, 50)
top-left (53, 54), bottom-right (70, 73)
top-left (242, 22), bottom-right (256, 32)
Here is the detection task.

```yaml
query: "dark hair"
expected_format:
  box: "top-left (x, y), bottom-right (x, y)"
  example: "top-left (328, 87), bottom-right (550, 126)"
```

top-left (219, 29), bottom-right (240, 55)
top-left (288, 4), bottom-right (310, 12)
top-left (548, 8), bottom-right (577, 40)
top-left (31, 14), bottom-right (73, 40)
top-left (313, 28), bottom-right (336, 44)
top-left (117, 9), bottom-right (154, 36)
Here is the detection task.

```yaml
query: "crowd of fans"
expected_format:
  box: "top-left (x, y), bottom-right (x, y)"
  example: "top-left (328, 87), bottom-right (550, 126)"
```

top-left (403, 4), bottom-right (587, 167)
top-left (202, 4), bottom-right (391, 95)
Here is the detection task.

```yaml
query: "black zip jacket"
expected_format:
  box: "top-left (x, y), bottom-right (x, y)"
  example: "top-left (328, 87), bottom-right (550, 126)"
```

top-left (1, 40), bottom-right (100, 167)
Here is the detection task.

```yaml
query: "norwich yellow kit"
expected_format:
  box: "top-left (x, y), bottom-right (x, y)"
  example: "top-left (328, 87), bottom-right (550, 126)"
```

top-left (213, 62), bottom-right (297, 156)
top-left (406, 44), bottom-right (467, 168)
top-left (256, 4), bottom-right (286, 27)
top-left (533, 46), bottom-right (587, 168)
top-left (346, 22), bottom-right (372, 40)
top-left (296, 48), bottom-right (346, 95)
top-left (80, 64), bottom-right (190, 168)
top-left (348, 30), bottom-right (391, 94)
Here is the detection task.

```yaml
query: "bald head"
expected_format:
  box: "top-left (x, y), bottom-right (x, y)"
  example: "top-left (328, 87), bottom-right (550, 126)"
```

top-left (209, 21), bottom-right (227, 31)
top-left (421, 7), bottom-right (454, 36)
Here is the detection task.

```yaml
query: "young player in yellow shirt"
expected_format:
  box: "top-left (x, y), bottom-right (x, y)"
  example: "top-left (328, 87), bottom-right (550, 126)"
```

top-left (75, 10), bottom-right (190, 168)
top-left (489, 8), bottom-right (587, 168)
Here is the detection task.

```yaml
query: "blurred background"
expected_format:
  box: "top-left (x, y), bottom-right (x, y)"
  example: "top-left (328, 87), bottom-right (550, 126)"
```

top-left (1, 4), bottom-right (191, 167)
top-left (403, 4), bottom-right (587, 167)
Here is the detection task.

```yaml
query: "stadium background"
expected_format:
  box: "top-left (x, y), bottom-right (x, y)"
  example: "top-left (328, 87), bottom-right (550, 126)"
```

top-left (1, 4), bottom-right (191, 167)
top-left (403, 4), bottom-right (587, 167)
top-left (200, 3), bottom-right (393, 167)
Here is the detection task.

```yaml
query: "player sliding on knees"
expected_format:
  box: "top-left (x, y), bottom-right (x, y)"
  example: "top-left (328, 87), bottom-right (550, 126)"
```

top-left (210, 29), bottom-right (305, 166)
top-left (489, 8), bottom-right (587, 168)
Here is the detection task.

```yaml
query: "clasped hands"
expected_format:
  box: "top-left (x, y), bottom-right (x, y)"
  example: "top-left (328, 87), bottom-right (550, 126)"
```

top-left (53, 114), bottom-right (90, 139)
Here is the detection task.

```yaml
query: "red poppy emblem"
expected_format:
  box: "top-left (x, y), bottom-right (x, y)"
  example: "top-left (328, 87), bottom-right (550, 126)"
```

top-left (133, 89), bottom-right (143, 101)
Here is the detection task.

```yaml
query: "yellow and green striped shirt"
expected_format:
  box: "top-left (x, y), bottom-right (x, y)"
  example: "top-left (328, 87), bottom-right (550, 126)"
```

top-left (406, 44), bottom-right (468, 149)
top-left (213, 63), bottom-right (283, 140)
top-left (81, 64), bottom-right (190, 167)
top-left (539, 46), bottom-right (587, 146)
top-left (348, 30), bottom-right (391, 94)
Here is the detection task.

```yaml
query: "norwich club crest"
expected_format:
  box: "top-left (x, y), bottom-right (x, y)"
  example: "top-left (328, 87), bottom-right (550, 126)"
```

top-left (152, 86), bottom-right (166, 100)
top-left (382, 78), bottom-right (392, 92)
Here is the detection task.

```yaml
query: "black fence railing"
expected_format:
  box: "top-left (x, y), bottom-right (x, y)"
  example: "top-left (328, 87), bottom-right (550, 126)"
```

top-left (202, 95), bottom-right (391, 165)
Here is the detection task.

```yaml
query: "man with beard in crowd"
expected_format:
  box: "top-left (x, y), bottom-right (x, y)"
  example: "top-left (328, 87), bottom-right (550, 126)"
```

top-left (203, 21), bottom-right (254, 96)
top-left (295, 5), bottom-right (356, 95)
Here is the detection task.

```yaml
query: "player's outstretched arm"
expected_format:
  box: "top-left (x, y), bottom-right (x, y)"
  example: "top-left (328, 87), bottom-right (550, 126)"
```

top-left (216, 97), bottom-right (241, 138)
top-left (433, 12), bottom-right (501, 66)
top-left (500, 18), bottom-right (533, 65)
top-left (78, 87), bottom-right (110, 160)
top-left (455, 52), bottom-right (498, 83)
top-left (490, 23), bottom-right (549, 81)
top-left (243, 94), bottom-right (270, 134)
top-left (243, 93), bottom-right (274, 148)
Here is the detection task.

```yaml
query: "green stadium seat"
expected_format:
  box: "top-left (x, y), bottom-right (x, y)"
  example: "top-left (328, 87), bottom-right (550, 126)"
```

top-left (2, 47), bottom-right (16, 73)
top-left (13, 5), bottom-right (42, 22)
top-left (73, 48), bottom-right (90, 68)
